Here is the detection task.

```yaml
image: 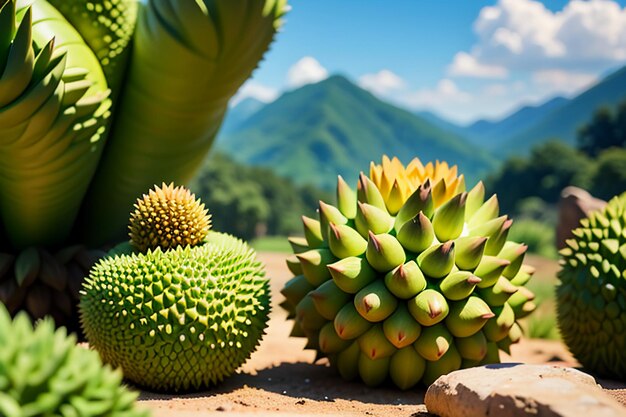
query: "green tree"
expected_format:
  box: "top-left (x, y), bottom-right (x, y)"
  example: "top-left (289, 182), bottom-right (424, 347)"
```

top-left (488, 140), bottom-right (592, 214)
top-left (578, 105), bottom-right (625, 157)
top-left (191, 153), bottom-right (328, 240)
top-left (588, 148), bottom-right (626, 200)
top-left (192, 154), bottom-right (270, 240)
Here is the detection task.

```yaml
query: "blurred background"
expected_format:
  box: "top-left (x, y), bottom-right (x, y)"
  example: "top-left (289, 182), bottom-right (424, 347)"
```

top-left (190, 0), bottom-right (626, 340)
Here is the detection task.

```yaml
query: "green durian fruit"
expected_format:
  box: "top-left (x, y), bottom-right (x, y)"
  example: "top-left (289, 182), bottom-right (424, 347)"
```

top-left (557, 191), bottom-right (626, 380)
top-left (81, 231), bottom-right (270, 392)
top-left (0, 304), bottom-right (147, 416)
top-left (129, 182), bottom-right (211, 252)
top-left (283, 156), bottom-right (535, 388)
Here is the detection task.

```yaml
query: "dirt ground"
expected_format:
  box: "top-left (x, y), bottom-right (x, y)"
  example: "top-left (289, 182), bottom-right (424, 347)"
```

top-left (138, 252), bottom-right (626, 416)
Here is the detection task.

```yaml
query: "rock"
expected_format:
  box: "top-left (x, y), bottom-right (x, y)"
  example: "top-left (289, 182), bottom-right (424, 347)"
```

top-left (557, 187), bottom-right (606, 249)
top-left (425, 363), bottom-right (626, 417)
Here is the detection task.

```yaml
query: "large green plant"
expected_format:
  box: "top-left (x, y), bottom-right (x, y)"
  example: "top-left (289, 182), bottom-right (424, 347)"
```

top-left (0, 0), bottom-right (286, 328)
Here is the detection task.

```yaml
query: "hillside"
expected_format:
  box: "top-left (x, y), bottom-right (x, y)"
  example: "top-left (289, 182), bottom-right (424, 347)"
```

top-left (415, 110), bottom-right (468, 137)
top-left (499, 66), bottom-right (626, 155)
top-left (220, 97), bottom-right (266, 135)
top-left (467, 96), bottom-right (569, 149)
top-left (217, 75), bottom-right (495, 190)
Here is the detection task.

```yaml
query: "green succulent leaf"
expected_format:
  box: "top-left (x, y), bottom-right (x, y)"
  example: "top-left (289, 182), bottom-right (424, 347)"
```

top-left (47, 0), bottom-right (138, 95)
top-left (0, 0), bottom-right (111, 249)
top-left (0, 305), bottom-right (147, 416)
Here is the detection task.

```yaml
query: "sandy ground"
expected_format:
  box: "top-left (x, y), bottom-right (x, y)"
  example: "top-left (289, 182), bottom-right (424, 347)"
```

top-left (138, 252), bottom-right (626, 416)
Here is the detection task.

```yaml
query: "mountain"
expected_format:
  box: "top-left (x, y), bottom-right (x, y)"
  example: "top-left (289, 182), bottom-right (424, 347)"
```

top-left (499, 66), bottom-right (626, 155)
top-left (217, 75), bottom-right (495, 190)
top-left (220, 97), bottom-right (266, 134)
top-left (415, 110), bottom-right (467, 137)
top-left (466, 96), bottom-right (569, 148)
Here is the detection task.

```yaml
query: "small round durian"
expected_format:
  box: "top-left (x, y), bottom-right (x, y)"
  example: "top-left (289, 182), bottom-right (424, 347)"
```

top-left (129, 183), bottom-right (211, 252)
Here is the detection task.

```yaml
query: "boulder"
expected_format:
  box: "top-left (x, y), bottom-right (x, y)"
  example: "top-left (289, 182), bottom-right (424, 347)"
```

top-left (557, 187), bottom-right (606, 248)
top-left (425, 363), bottom-right (625, 417)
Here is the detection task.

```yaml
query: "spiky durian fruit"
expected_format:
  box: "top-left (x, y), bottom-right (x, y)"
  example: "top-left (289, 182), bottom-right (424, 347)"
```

top-left (81, 232), bottom-right (270, 392)
top-left (81, 184), bottom-right (268, 392)
top-left (557, 191), bottom-right (626, 380)
top-left (0, 304), bottom-right (148, 417)
top-left (0, 245), bottom-right (105, 335)
top-left (282, 156), bottom-right (535, 389)
top-left (129, 182), bottom-right (211, 252)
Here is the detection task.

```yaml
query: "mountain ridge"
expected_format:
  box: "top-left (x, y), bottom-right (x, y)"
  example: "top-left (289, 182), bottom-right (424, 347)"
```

top-left (218, 75), bottom-right (495, 190)
top-left (499, 65), bottom-right (626, 154)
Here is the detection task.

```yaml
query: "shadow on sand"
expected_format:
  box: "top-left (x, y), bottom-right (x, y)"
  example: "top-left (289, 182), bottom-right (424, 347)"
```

top-left (137, 361), bottom-right (431, 414)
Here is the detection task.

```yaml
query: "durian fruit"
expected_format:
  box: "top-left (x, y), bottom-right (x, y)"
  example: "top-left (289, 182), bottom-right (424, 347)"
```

top-left (282, 156), bottom-right (536, 389)
top-left (129, 182), bottom-right (211, 252)
top-left (557, 191), bottom-right (626, 380)
top-left (0, 245), bottom-right (105, 334)
top-left (81, 185), bottom-right (270, 392)
top-left (0, 304), bottom-right (148, 417)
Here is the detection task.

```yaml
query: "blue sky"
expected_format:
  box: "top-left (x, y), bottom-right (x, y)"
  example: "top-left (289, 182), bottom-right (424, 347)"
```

top-left (237, 0), bottom-right (626, 124)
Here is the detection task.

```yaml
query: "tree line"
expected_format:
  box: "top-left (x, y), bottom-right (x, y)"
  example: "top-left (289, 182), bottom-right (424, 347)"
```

top-left (190, 153), bottom-right (330, 241)
top-left (192, 100), bottom-right (626, 245)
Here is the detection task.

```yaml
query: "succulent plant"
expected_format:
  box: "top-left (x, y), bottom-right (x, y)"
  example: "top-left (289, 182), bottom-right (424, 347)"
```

top-left (557, 191), bottom-right (626, 380)
top-left (81, 185), bottom-right (270, 392)
top-left (0, 304), bottom-right (148, 417)
top-left (0, 0), bottom-right (284, 329)
top-left (282, 156), bottom-right (536, 388)
top-left (129, 182), bottom-right (211, 252)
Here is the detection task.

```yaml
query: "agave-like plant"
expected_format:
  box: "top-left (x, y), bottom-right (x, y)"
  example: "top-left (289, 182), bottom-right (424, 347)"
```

top-left (0, 0), bottom-right (286, 329)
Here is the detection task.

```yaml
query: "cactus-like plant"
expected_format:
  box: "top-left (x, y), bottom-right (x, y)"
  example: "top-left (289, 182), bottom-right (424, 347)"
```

top-left (0, 304), bottom-right (148, 417)
top-left (282, 156), bottom-right (536, 388)
top-left (557, 191), bottom-right (626, 380)
top-left (0, 0), bottom-right (285, 330)
top-left (80, 184), bottom-right (270, 391)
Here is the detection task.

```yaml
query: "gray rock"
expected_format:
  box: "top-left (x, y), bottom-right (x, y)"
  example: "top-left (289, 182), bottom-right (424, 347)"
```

top-left (557, 187), bottom-right (606, 249)
top-left (425, 363), bottom-right (626, 417)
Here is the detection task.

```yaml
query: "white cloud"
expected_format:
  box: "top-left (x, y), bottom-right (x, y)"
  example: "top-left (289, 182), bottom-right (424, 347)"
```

top-left (453, 0), bottom-right (626, 76)
top-left (231, 81), bottom-right (279, 106)
top-left (403, 79), bottom-right (471, 108)
top-left (358, 70), bottom-right (406, 96)
top-left (448, 52), bottom-right (508, 79)
top-left (532, 69), bottom-right (597, 95)
top-left (287, 57), bottom-right (328, 88)
top-left (483, 83), bottom-right (509, 97)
